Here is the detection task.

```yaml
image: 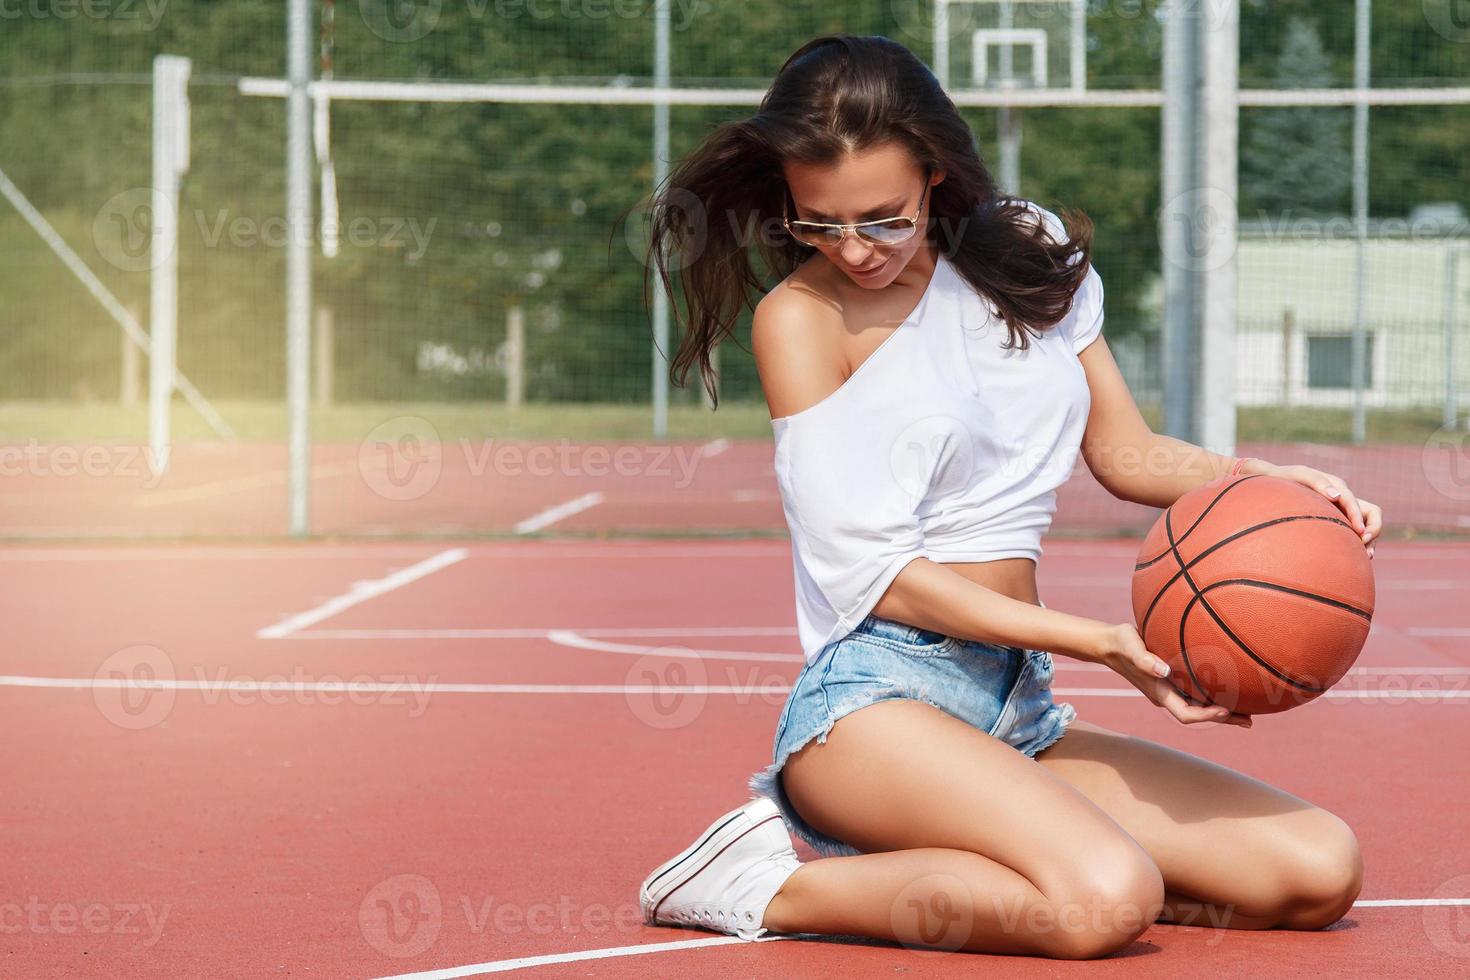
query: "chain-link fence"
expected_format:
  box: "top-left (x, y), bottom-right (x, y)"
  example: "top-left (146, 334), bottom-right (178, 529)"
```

top-left (2, 1), bottom-right (1467, 538)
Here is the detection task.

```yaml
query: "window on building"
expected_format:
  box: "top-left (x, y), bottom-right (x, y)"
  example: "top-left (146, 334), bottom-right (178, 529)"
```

top-left (1306, 334), bottom-right (1374, 389)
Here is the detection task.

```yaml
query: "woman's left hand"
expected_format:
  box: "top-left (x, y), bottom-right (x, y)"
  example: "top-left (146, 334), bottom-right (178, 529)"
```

top-left (1245, 461), bottom-right (1381, 559)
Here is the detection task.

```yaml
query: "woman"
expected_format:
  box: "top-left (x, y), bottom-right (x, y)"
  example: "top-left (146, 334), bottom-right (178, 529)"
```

top-left (634, 34), bottom-right (1381, 959)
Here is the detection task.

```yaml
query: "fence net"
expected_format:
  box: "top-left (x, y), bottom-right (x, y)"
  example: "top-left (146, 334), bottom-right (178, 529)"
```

top-left (1, 1), bottom-right (1467, 539)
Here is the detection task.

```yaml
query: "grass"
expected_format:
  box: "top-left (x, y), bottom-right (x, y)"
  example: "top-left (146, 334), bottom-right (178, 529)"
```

top-left (0, 398), bottom-right (1458, 444)
top-left (0, 399), bottom-right (775, 442)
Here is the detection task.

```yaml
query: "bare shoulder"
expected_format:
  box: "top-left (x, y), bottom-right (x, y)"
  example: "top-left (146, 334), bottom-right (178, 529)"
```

top-left (751, 261), bottom-right (848, 421)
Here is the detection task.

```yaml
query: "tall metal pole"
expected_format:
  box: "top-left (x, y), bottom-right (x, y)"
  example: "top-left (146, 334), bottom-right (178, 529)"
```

top-left (1160, 0), bottom-right (1198, 444)
top-left (1070, 0), bottom-right (1086, 93)
top-left (934, 0), bottom-right (950, 89)
top-left (651, 0), bottom-right (671, 438)
top-left (1446, 246), bottom-right (1461, 431)
top-left (996, 0), bottom-right (1021, 196)
top-left (1350, 0), bottom-right (1371, 444)
top-left (1197, 0), bottom-right (1239, 456)
top-left (286, 0), bottom-right (313, 534)
top-left (150, 55), bottom-right (190, 475)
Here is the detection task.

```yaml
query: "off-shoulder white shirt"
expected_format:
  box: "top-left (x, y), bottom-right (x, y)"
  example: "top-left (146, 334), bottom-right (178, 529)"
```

top-left (771, 204), bottom-right (1104, 664)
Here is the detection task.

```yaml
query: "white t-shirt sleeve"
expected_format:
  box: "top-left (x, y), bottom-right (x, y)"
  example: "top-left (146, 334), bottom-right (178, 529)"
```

top-left (1019, 200), bottom-right (1105, 355)
top-left (1065, 262), bottom-right (1105, 354)
top-left (774, 413), bottom-right (928, 633)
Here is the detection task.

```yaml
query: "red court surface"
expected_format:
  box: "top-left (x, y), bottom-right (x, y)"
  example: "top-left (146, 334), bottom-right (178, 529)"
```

top-left (2, 436), bottom-right (1467, 539)
top-left (4, 538), bottom-right (1469, 977)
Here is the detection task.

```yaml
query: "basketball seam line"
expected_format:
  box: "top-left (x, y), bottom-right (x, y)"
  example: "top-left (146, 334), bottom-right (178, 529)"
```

top-left (1181, 586), bottom-right (1330, 694)
top-left (1138, 513), bottom-right (1358, 627)
top-left (1159, 510), bottom-right (1355, 696)
top-left (1208, 578), bottom-right (1372, 622)
top-left (1177, 592), bottom-right (1212, 703)
top-left (1164, 506), bottom-right (1215, 704)
top-left (1135, 474), bottom-right (1261, 569)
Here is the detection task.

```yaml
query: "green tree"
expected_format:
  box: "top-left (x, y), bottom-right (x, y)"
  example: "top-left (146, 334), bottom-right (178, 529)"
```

top-left (1241, 17), bottom-right (1351, 217)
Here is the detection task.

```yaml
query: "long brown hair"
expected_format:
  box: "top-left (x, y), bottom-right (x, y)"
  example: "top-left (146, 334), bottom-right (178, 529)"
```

top-left (632, 32), bottom-right (1094, 409)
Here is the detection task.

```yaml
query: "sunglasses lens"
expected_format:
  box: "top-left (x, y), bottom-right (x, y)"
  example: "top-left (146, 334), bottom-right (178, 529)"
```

top-left (788, 218), bottom-right (918, 248)
top-left (858, 218), bottom-right (917, 245)
top-left (789, 222), bottom-right (843, 248)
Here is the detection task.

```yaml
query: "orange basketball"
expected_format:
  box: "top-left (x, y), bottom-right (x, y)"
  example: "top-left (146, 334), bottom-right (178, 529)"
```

top-left (1131, 473), bottom-right (1375, 715)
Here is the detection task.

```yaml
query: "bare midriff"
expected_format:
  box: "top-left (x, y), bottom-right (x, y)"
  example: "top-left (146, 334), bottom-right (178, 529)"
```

top-left (942, 557), bottom-right (1041, 607)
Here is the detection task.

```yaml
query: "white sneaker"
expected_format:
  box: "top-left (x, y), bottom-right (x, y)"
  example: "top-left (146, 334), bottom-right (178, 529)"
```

top-left (639, 796), bottom-right (801, 941)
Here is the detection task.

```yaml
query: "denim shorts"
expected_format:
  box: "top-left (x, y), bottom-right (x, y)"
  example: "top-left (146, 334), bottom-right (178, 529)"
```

top-left (748, 611), bottom-right (1078, 858)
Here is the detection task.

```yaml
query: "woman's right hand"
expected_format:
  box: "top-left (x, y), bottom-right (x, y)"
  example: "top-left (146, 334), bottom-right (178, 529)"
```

top-left (1096, 623), bottom-right (1253, 728)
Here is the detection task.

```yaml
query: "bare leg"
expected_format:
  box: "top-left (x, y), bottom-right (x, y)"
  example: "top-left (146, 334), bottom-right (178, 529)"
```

top-left (761, 700), bottom-right (1166, 959)
top-left (1032, 719), bottom-right (1364, 931)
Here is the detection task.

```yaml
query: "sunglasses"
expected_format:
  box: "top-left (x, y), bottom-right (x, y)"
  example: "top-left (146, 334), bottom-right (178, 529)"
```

top-left (782, 172), bottom-right (931, 249)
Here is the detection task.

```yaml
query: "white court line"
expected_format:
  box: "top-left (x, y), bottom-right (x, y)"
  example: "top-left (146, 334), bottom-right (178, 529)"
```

top-left (368, 899), bottom-right (1466, 979)
top-left (3, 677), bottom-right (1468, 699)
top-left (369, 935), bottom-right (783, 980)
top-left (279, 629), bottom-right (1470, 679)
top-left (266, 626), bottom-right (1470, 678)
top-left (1409, 627), bottom-right (1470, 637)
top-left (255, 548), bottom-right (468, 639)
top-left (354, 545), bottom-right (787, 560)
top-left (0, 676), bottom-right (788, 695)
top-left (513, 492), bottom-right (605, 534)
top-left (278, 623), bottom-right (1442, 648)
top-left (1049, 688), bottom-right (1470, 700)
top-left (1053, 664), bottom-right (1470, 676)
top-left (1354, 898), bottom-right (1470, 906)
top-left (287, 626), bottom-right (800, 639)
top-left (547, 630), bottom-right (803, 663)
top-left (0, 547), bottom-right (458, 562)
top-left (1, 541), bottom-right (1463, 562)
top-left (0, 540), bottom-right (1130, 563)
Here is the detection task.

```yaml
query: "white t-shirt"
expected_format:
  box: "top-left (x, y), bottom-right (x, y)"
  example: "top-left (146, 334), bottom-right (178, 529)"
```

top-left (771, 203), bottom-right (1104, 664)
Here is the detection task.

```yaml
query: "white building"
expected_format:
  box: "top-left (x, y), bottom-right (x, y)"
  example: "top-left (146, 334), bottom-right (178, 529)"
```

top-left (1131, 211), bottom-right (1469, 414)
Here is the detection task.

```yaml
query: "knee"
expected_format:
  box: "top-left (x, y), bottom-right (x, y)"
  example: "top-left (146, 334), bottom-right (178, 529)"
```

top-left (1274, 813), bottom-right (1363, 930)
top-left (1035, 853), bottom-right (1166, 960)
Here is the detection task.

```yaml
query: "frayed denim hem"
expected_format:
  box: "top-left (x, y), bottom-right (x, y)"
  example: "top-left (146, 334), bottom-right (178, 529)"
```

top-left (747, 690), bottom-right (950, 859)
top-left (1015, 699), bottom-right (1078, 758)
top-left (747, 759), bottom-right (862, 860)
top-left (750, 695), bottom-right (1078, 858)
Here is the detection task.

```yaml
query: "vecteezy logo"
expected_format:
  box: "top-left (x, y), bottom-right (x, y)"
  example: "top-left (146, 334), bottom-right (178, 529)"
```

top-left (1160, 185), bottom-right (1238, 273)
top-left (359, 0), bottom-right (443, 42)
top-left (888, 0), bottom-right (978, 49)
top-left (1422, 873), bottom-right (1470, 958)
top-left (1424, 1), bottom-right (1470, 44)
top-left (1423, 421), bottom-right (1470, 503)
top-left (93, 188), bottom-right (174, 273)
top-left (623, 186), bottom-right (707, 271)
top-left (359, 874), bottom-right (443, 958)
top-left (889, 873), bottom-right (975, 953)
top-left (93, 644), bottom-right (176, 730)
top-left (358, 416), bottom-right (443, 501)
top-left (624, 650), bottom-right (709, 731)
top-left (889, 415), bottom-right (977, 500)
